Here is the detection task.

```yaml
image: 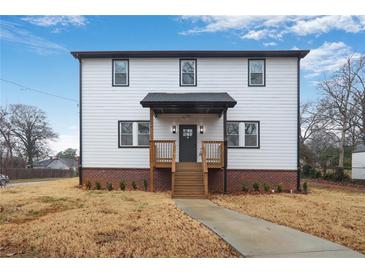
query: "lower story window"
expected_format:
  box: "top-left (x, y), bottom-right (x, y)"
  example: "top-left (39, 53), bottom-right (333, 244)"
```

top-left (119, 121), bottom-right (149, 147)
top-left (227, 121), bottom-right (259, 148)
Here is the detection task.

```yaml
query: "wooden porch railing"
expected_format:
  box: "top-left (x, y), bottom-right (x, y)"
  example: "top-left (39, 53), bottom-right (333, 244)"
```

top-left (202, 141), bottom-right (224, 168)
top-left (150, 140), bottom-right (176, 168)
top-left (201, 143), bottom-right (209, 196)
top-left (150, 140), bottom-right (176, 192)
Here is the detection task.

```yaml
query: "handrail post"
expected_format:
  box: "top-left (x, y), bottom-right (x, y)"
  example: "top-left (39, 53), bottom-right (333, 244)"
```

top-left (149, 140), bottom-right (155, 192)
top-left (171, 141), bottom-right (176, 197)
top-left (202, 142), bottom-right (208, 197)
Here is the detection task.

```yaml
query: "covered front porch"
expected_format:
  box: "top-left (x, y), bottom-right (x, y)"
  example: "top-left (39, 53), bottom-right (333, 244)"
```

top-left (140, 92), bottom-right (237, 197)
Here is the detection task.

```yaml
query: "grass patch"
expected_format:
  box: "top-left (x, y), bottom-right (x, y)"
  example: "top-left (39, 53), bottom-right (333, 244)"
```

top-left (210, 181), bottom-right (365, 254)
top-left (0, 178), bottom-right (238, 258)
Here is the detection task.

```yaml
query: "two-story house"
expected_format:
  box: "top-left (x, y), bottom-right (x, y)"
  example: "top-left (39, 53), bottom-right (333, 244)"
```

top-left (71, 50), bottom-right (309, 198)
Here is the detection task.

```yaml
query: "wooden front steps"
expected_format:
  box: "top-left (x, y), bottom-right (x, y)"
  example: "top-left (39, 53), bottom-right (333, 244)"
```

top-left (172, 162), bottom-right (207, 198)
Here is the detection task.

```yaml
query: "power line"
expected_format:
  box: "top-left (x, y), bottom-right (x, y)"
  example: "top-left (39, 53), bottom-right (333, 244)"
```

top-left (0, 78), bottom-right (78, 104)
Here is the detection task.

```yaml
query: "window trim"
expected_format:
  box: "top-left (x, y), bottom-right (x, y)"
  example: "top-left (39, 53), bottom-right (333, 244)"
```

top-left (118, 120), bottom-right (149, 148)
top-left (248, 59), bottom-right (266, 87)
top-left (179, 59), bottom-right (197, 87)
top-left (112, 59), bottom-right (129, 87)
top-left (227, 120), bottom-right (260, 149)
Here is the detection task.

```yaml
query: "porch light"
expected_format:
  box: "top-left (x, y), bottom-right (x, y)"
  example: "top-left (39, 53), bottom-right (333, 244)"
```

top-left (199, 125), bottom-right (204, 134)
top-left (171, 125), bottom-right (176, 134)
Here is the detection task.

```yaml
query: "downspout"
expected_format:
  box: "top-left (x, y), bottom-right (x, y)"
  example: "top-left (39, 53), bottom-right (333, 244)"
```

top-left (79, 58), bottom-right (83, 186)
top-left (297, 57), bottom-right (301, 191)
top-left (223, 109), bottom-right (228, 193)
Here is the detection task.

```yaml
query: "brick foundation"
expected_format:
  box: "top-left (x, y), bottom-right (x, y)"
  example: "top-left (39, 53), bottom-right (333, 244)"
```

top-left (81, 167), bottom-right (171, 191)
top-left (81, 168), bottom-right (297, 193)
top-left (209, 169), bottom-right (298, 193)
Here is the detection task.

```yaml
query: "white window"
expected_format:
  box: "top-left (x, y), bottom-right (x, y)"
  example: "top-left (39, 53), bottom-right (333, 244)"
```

top-left (180, 59), bottom-right (196, 86)
top-left (113, 60), bottom-right (129, 86)
top-left (227, 121), bottom-right (259, 148)
top-left (138, 122), bottom-right (150, 146)
top-left (244, 122), bottom-right (258, 147)
top-left (248, 59), bottom-right (265, 86)
top-left (227, 122), bottom-right (239, 147)
top-left (119, 121), bottom-right (149, 147)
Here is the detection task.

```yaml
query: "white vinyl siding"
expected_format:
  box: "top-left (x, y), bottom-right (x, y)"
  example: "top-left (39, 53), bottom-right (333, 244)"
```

top-left (81, 57), bottom-right (298, 170)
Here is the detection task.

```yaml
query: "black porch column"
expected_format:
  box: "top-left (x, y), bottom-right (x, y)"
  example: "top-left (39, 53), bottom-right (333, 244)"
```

top-left (223, 109), bottom-right (228, 193)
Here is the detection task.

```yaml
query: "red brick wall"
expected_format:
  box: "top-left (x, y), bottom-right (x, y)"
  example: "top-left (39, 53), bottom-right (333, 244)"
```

top-left (209, 169), bottom-right (298, 193)
top-left (82, 168), bottom-right (297, 192)
top-left (81, 168), bottom-right (171, 191)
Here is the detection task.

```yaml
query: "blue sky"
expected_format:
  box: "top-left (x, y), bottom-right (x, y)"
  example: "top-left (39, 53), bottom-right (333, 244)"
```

top-left (1, 15), bottom-right (364, 153)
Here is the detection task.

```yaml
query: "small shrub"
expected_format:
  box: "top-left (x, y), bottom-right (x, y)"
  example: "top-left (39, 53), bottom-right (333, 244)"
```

top-left (263, 183), bottom-right (270, 192)
top-left (132, 181), bottom-right (137, 190)
top-left (277, 184), bottom-right (282, 193)
top-left (85, 181), bottom-right (92, 190)
top-left (119, 180), bottom-right (126, 191)
top-left (95, 182), bottom-right (101, 190)
top-left (242, 182), bottom-right (249, 192)
top-left (106, 182), bottom-right (113, 191)
top-left (253, 182), bottom-right (260, 192)
top-left (303, 182), bottom-right (308, 193)
top-left (143, 179), bottom-right (148, 191)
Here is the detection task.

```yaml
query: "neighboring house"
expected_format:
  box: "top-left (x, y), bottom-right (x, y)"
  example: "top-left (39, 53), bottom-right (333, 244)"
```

top-left (35, 157), bottom-right (78, 171)
top-left (352, 144), bottom-right (365, 183)
top-left (71, 50), bottom-right (309, 197)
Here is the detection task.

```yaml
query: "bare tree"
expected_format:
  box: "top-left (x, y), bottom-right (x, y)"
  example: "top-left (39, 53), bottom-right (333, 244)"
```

top-left (9, 104), bottom-right (58, 167)
top-left (349, 55), bottom-right (365, 145)
top-left (318, 57), bottom-right (358, 177)
top-left (0, 107), bottom-right (17, 169)
top-left (300, 102), bottom-right (331, 145)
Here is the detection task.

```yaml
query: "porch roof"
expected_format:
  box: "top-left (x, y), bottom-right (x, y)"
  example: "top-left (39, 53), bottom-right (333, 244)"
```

top-left (140, 92), bottom-right (237, 115)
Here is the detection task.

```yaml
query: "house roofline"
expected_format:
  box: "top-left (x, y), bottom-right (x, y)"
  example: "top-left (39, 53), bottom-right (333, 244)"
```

top-left (71, 50), bottom-right (310, 60)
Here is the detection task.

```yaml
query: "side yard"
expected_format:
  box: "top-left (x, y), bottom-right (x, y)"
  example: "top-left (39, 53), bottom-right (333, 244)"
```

top-left (211, 181), bottom-right (365, 254)
top-left (0, 178), bottom-right (238, 257)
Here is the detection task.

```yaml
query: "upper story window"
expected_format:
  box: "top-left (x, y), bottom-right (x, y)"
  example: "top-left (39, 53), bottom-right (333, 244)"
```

top-left (180, 59), bottom-right (197, 86)
top-left (248, 59), bottom-right (265, 86)
top-left (119, 121), bottom-right (149, 147)
top-left (113, 59), bottom-right (129, 86)
top-left (227, 121), bottom-right (260, 148)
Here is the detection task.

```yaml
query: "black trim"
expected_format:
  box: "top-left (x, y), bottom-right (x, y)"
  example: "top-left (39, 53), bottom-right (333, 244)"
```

top-left (118, 120), bottom-right (150, 148)
top-left (223, 110), bottom-right (228, 194)
top-left (78, 59), bottom-right (82, 186)
top-left (226, 121), bottom-right (260, 149)
top-left (179, 59), bottom-right (197, 87)
top-left (297, 58), bottom-right (301, 191)
top-left (71, 50), bottom-right (310, 59)
top-left (112, 59), bottom-right (129, 87)
top-left (248, 59), bottom-right (266, 87)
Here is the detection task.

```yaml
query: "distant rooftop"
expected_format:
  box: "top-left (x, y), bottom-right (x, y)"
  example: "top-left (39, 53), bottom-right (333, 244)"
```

top-left (71, 50), bottom-right (310, 59)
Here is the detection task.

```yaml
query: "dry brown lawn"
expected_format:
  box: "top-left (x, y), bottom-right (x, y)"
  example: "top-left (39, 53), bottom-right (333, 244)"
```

top-left (0, 178), bottom-right (238, 258)
top-left (211, 181), bottom-right (365, 254)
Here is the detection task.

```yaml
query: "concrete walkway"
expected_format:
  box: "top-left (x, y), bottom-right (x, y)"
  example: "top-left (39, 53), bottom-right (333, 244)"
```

top-left (174, 199), bottom-right (364, 258)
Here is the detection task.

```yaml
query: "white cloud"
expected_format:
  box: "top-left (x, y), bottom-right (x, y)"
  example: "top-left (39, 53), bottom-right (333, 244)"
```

top-left (48, 134), bottom-right (79, 155)
top-left (180, 16), bottom-right (365, 41)
top-left (0, 20), bottom-right (67, 54)
top-left (22, 16), bottom-right (87, 29)
top-left (263, 41), bottom-right (277, 47)
top-left (291, 16), bottom-right (365, 36)
top-left (301, 41), bottom-right (360, 77)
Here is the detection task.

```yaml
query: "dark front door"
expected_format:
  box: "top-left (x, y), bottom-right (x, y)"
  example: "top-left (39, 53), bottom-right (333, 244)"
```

top-left (179, 125), bottom-right (197, 162)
